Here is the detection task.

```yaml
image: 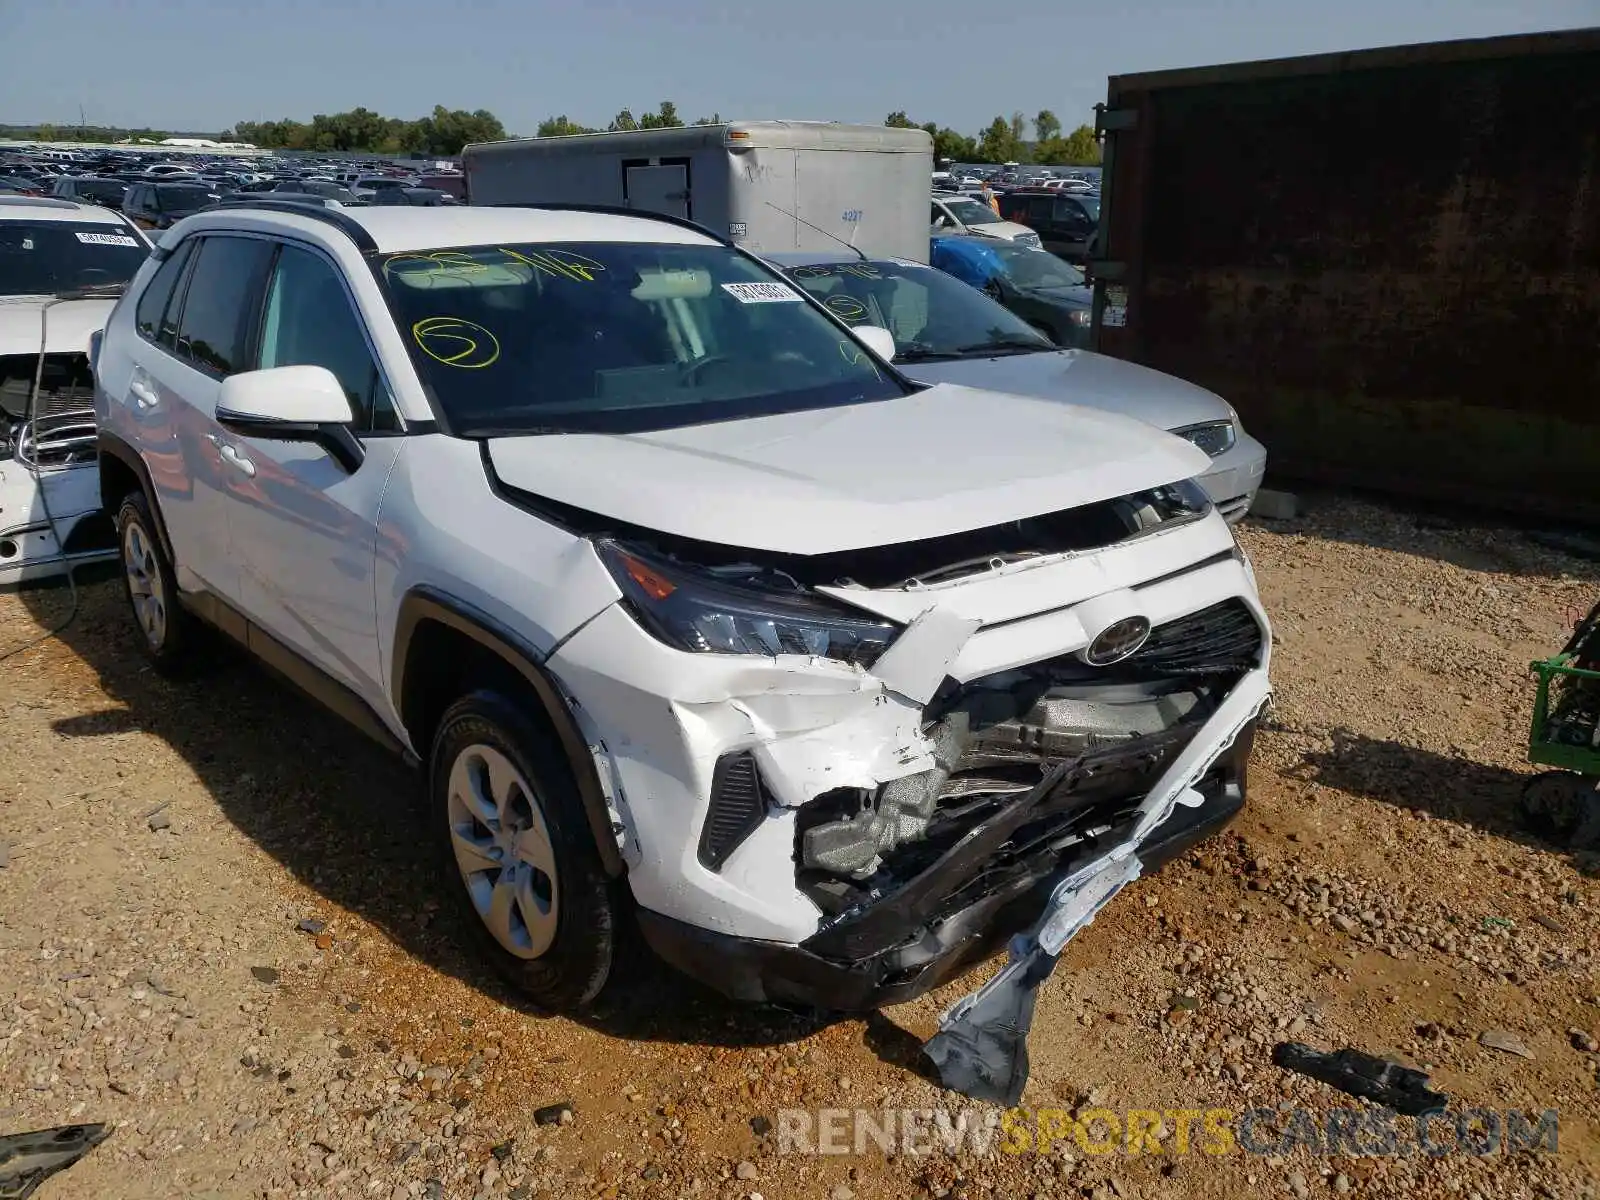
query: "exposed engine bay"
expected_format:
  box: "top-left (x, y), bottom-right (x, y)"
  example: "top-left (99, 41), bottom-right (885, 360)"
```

top-left (792, 598), bottom-right (1262, 912)
top-left (1, 353), bottom-right (99, 470)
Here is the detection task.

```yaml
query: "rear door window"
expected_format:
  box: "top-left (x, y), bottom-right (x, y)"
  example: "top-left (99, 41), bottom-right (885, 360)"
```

top-left (171, 236), bottom-right (275, 376)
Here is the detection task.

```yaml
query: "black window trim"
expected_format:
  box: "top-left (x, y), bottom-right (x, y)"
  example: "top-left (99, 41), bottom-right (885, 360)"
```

top-left (156, 236), bottom-right (199, 351)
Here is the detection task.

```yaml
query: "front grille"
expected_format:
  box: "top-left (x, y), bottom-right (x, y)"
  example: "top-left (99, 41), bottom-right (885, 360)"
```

top-left (698, 752), bottom-right (768, 870)
top-left (1128, 599), bottom-right (1262, 675)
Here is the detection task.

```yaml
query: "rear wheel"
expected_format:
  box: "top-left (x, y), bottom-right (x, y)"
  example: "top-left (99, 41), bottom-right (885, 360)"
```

top-left (115, 491), bottom-right (197, 675)
top-left (430, 689), bottom-right (625, 1011)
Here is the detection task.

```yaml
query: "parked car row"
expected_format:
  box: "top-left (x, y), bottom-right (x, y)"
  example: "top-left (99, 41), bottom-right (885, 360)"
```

top-left (0, 145), bottom-right (466, 231)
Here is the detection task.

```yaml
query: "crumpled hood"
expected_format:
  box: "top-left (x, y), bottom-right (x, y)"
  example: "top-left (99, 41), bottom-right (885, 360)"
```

top-left (899, 348), bottom-right (1232, 432)
top-left (487, 383), bottom-right (1209, 555)
top-left (0, 296), bottom-right (117, 359)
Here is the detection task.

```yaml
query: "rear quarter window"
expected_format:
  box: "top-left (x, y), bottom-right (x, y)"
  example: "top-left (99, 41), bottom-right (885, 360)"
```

top-left (135, 238), bottom-right (195, 345)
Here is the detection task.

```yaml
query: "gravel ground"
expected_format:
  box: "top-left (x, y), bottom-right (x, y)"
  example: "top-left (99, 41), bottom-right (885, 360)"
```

top-left (2, 494), bottom-right (1598, 1200)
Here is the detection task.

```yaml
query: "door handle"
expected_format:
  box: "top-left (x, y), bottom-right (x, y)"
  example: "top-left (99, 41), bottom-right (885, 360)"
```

top-left (219, 443), bottom-right (256, 477)
top-left (129, 380), bottom-right (159, 409)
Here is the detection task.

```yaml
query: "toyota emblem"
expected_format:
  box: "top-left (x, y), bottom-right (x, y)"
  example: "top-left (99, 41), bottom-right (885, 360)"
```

top-left (1083, 615), bottom-right (1153, 666)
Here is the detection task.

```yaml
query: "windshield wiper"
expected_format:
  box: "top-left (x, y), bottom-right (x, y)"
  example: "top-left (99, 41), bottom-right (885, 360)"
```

top-left (952, 337), bottom-right (1052, 357)
top-left (891, 348), bottom-right (965, 363)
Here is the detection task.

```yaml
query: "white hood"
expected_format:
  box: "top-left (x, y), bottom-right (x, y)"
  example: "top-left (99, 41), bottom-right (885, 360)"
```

top-left (0, 296), bottom-right (117, 359)
top-left (486, 384), bottom-right (1210, 555)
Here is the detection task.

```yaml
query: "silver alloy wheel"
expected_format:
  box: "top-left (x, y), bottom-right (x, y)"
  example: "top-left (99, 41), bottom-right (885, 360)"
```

top-left (446, 744), bottom-right (560, 959)
top-left (122, 518), bottom-right (167, 651)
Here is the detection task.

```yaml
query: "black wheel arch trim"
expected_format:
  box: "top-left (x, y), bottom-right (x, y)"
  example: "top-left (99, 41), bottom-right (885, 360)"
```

top-left (97, 430), bottom-right (176, 564)
top-left (392, 586), bottom-right (626, 878)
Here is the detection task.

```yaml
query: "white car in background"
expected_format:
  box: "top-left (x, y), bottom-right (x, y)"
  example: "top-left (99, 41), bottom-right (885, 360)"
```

top-left (932, 193), bottom-right (1040, 247)
top-left (0, 196), bottom-right (150, 585)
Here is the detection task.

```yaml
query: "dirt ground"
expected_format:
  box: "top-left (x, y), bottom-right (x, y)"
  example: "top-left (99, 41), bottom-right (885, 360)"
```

top-left (2, 494), bottom-right (1598, 1200)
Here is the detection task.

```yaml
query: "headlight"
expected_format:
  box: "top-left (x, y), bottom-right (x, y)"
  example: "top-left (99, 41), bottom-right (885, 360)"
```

top-left (598, 541), bottom-right (897, 667)
top-left (1173, 420), bottom-right (1237, 458)
top-left (1066, 309), bottom-right (1091, 327)
top-left (1020, 232), bottom-right (1042, 247)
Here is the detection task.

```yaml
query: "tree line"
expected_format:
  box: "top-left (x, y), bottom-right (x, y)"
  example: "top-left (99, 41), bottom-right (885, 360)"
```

top-left (6, 103), bottom-right (1103, 163)
top-left (224, 106), bottom-right (507, 155)
top-left (886, 110), bottom-right (1100, 166)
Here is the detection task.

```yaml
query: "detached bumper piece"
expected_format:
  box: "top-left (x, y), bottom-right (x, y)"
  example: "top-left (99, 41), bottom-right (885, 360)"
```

top-left (636, 718), bottom-right (1256, 1011)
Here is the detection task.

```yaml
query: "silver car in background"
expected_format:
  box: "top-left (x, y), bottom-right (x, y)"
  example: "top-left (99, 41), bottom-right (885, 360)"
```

top-left (771, 250), bottom-right (1268, 522)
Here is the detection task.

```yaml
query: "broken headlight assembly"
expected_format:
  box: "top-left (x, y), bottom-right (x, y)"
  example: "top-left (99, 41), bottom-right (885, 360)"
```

top-left (598, 541), bottom-right (898, 666)
top-left (1172, 420), bottom-right (1237, 458)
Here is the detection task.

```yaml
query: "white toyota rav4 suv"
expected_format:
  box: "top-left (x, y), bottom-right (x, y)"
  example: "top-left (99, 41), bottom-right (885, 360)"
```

top-left (94, 200), bottom-right (1271, 1018)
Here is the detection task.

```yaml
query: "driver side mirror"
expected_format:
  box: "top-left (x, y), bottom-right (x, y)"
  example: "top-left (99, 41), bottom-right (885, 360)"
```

top-left (217, 365), bottom-right (365, 473)
top-left (851, 325), bottom-right (896, 362)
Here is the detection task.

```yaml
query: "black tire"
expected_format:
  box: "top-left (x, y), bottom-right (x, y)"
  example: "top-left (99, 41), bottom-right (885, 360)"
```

top-left (430, 689), bottom-right (625, 1011)
top-left (114, 491), bottom-right (198, 676)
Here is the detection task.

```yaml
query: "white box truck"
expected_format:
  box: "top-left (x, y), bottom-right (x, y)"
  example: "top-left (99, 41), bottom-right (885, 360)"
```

top-left (462, 120), bottom-right (934, 263)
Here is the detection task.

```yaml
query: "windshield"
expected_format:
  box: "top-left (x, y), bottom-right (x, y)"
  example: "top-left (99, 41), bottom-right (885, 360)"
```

top-left (989, 243), bottom-right (1087, 291)
top-left (0, 221), bottom-right (148, 296)
top-left (784, 259), bottom-right (1052, 360)
top-left (156, 185), bottom-right (217, 213)
top-left (379, 241), bottom-right (907, 435)
top-left (943, 198), bottom-right (1002, 227)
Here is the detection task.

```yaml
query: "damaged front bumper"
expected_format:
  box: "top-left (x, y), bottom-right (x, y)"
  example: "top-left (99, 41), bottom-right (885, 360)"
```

top-left (545, 510), bottom-right (1271, 1014)
top-left (636, 705), bottom-right (1260, 1011)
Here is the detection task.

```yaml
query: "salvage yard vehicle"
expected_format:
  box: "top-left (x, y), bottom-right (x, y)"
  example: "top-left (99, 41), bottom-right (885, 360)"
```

top-left (93, 200), bottom-right (1271, 1028)
top-left (121, 182), bottom-right (221, 231)
top-left (931, 233), bottom-right (1095, 347)
top-left (1, 196), bottom-right (149, 586)
top-left (773, 248), bottom-right (1266, 521)
top-left (931, 193), bottom-right (1041, 247)
top-left (997, 188), bottom-right (1099, 263)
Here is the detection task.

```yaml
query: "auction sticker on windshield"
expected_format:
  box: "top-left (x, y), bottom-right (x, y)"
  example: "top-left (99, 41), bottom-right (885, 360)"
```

top-left (75, 232), bottom-right (140, 247)
top-left (721, 281), bottom-right (803, 304)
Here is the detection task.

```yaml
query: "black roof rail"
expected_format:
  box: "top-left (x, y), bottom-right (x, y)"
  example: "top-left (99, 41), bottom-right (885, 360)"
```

top-left (479, 201), bottom-right (729, 246)
top-left (194, 197), bottom-right (379, 253)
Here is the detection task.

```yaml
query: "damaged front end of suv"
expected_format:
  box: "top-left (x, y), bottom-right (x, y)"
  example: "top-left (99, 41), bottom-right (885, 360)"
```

top-left (529, 470), bottom-right (1272, 1051)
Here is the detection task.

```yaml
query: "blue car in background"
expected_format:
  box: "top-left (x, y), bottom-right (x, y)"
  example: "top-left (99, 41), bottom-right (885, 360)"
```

top-left (931, 233), bottom-right (1093, 349)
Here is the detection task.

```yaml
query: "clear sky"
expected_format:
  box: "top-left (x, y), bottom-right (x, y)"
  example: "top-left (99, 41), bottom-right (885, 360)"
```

top-left (7, 0), bottom-right (1596, 136)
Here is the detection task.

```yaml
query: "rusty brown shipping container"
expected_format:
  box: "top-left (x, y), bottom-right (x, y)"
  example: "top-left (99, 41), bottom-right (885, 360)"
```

top-left (1091, 28), bottom-right (1600, 521)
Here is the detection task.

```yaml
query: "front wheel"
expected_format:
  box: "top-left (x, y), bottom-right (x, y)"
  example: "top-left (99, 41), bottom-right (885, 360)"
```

top-left (430, 690), bottom-right (626, 1011)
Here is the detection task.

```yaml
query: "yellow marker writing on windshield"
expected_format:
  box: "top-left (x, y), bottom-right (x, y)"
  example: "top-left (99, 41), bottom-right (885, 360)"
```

top-left (413, 316), bottom-right (501, 369)
top-left (498, 247), bottom-right (606, 282)
top-left (824, 294), bottom-right (868, 322)
top-left (384, 251), bottom-right (490, 282)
